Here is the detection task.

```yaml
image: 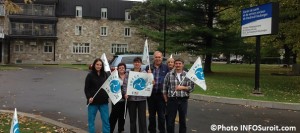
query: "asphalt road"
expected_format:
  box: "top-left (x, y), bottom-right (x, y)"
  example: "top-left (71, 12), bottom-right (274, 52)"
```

top-left (0, 66), bottom-right (299, 133)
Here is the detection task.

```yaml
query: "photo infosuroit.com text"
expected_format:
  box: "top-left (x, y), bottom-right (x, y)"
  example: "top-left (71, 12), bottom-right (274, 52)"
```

top-left (211, 124), bottom-right (297, 132)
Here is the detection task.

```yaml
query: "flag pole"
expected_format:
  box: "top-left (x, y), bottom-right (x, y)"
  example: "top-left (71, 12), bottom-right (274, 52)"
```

top-left (171, 77), bottom-right (186, 97)
top-left (86, 87), bottom-right (102, 107)
top-left (124, 99), bottom-right (127, 119)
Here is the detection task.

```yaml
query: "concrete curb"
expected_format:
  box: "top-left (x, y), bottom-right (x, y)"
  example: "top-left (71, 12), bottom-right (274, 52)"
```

top-left (190, 94), bottom-right (300, 111)
top-left (0, 110), bottom-right (87, 133)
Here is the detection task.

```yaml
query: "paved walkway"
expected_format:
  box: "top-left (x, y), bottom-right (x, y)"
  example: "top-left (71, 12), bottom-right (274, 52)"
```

top-left (1, 94), bottom-right (299, 133)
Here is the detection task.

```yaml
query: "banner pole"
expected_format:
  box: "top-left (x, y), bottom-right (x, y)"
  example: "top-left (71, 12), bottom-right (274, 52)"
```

top-left (86, 88), bottom-right (102, 107)
top-left (171, 77), bottom-right (185, 97)
top-left (124, 99), bottom-right (127, 119)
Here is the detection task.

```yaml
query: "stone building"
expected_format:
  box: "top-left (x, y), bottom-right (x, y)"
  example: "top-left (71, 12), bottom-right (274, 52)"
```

top-left (0, 0), bottom-right (158, 64)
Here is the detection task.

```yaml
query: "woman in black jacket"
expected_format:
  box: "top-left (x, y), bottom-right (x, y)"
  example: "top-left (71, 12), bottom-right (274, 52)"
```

top-left (84, 58), bottom-right (110, 133)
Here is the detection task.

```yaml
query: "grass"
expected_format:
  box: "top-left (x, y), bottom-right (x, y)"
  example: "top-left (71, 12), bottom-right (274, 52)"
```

top-left (0, 113), bottom-right (72, 133)
top-left (192, 63), bottom-right (300, 103)
top-left (0, 65), bottom-right (20, 71)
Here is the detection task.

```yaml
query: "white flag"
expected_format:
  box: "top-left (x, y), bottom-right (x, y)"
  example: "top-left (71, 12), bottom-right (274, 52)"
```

top-left (127, 71), bottom-right (154, 96)
top-left (102, 70), bottom-right (122, 105)
top-left (186, 57), bottom-right (207, 91)
top-left (101, 53), bottom-right (111, 73)
top-left (142, 39), bottom-right (150, 65)
top-left (10, 108), bottom-right (20, 133)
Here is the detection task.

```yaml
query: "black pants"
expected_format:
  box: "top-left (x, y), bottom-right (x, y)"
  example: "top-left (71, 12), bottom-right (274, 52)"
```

top-left (166, 97), bottom-right (188, 133)
top-left (147, 93), bottom-right (166, 133)
top-left (110, 101), bottom-right (126, 133)
top-left (128, 100), bottom-right (147, 133)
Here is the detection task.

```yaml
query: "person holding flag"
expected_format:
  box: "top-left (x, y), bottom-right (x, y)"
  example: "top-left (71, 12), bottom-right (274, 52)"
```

top-left (84, 58), bottom-right (110, 133)
top-left (163, 58), bottom-right (194, 133)
top-left (145, 51), bottom-right (169, 133)
top-left (123, 57), bottom-right (148, 133)
top-left (109, 62), bottom-right (127, 133)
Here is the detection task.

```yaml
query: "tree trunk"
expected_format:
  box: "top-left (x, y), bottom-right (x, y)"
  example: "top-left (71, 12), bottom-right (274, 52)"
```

top-left (204, 1), bottom-right (214, 73)
top-left (292, 53), bottom-right (297, 64)
top-left (283, 44), bottom-right (291, 66)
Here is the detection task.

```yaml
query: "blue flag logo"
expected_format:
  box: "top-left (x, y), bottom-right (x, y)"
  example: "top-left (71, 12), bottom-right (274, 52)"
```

top-left (110, 80), bottom-right (121, 93)
top-left (195, 68), bottom-right (205, 80)
top-left (133, 78), bottom-right (146, 91)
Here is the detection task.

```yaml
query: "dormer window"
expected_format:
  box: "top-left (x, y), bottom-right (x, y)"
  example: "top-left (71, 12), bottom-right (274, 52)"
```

top-left (76, 6), bottom-right (82, 17)
top-left (125, 10), bottom-right (131, 20)
top-left (101, 8), bottom-right (107, 19)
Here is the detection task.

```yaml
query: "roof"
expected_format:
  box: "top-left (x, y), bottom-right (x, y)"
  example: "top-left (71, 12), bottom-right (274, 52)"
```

top-left (56, 0), bottom-right (135, 20)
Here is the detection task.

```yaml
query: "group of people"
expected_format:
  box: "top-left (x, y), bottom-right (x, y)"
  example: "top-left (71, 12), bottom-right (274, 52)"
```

top-left (84, 51), bottom-right (195, 133)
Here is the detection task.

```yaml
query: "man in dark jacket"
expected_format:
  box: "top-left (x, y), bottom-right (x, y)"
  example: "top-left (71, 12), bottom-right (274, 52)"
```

top-left (145, 51), bottom-right (169, 133)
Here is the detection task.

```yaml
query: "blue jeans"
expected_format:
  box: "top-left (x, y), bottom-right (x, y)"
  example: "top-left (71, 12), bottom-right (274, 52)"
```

top-left (88, 104), bottom-right (110, 133)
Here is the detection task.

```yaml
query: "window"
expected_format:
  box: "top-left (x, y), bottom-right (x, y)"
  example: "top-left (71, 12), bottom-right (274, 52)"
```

top-left (124, 27), bottom-right (131, 37)
top-left (125, 10), bottom-right (131, 20)
top-left (111, 44), bottom-right (128, 54)
top-left (0, 25), bottom-right (3, 38)
top-left (76, 6), bottom-right (82, 17)
top-left (44, 41), bottom-right (53, 53)
top-left (14, 41), bottom-right (24, 53)
top-left (100, 26), bottom-right (108, 36)
top-left (73, 43), bottom-right (90, 54)
top-left (75, 25), bottom-right (82, 35)
top-left (101, 8), bottom-right (107, 19)
top-left (0, 4), bottom-right (5, 16)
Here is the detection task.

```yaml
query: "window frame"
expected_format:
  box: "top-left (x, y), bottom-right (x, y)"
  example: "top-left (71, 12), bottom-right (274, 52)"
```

top-left (43, 41), bottom-right (54, 53)
top-left (14, 41), bottom-right (25, 53)
top-left (100, 26), bottom-right (108, 36)
top-left (76, 6), bottom-right (82, 17)
top-left (72, 42), bottom-right (90, 54)
top-left (125, 10), bottom-right (131, 20)
top-left (75, 25), bottom-right (82, 35)
top-left (101, 8), bottom-right (107, 19)
top-left (124, 27), bottom-right (131, 37)
top-left (111, 43), bottom-right (128, 54)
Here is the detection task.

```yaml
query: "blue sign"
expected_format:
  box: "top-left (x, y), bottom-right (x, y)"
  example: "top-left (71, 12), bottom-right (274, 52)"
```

top-left (241, 3), bottom-right (278, 37)
top-left (242, 4), bottom-right (272, 25)
top-left (195, 68), bottom-right (205, 80)
top-left (110, 80), bottom-right (121, 93)
top-left (133, 78), bottom-right (146, 91)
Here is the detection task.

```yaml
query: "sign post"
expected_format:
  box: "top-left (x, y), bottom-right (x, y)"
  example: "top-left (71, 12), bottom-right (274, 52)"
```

top-left (241, 3), bottom-right (279, 94)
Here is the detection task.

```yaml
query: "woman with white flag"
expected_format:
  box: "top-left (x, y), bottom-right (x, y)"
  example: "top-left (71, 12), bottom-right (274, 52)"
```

top-left (109, 62), bottom-right (127, 133)
top-left (123, 57), bottom-right (148, 133)
top-left (84, 58), bottom-right (110, 133)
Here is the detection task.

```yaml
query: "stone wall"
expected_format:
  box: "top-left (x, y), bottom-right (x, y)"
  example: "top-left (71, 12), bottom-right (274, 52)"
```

top-left (55, 17), bottom-right (158, 64)
top-left (9, 40), bottom-right (54, 64)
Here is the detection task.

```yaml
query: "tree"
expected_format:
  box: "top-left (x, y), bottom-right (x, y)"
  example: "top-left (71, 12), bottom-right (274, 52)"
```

top-left (131, 0), bottom-right (239, 73)
top-left (3, 0), bottom-right (32, 13)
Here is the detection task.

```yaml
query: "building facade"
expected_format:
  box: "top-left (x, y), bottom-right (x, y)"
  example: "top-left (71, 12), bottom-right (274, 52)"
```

top-left (0, 0), bottom-right (158, 64)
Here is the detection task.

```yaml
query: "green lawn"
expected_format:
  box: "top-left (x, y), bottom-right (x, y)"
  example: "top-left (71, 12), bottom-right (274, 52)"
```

top-left (192, 63), bottom-right (300, 103)
top-left (0, 113), bottom-right (72, 133)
